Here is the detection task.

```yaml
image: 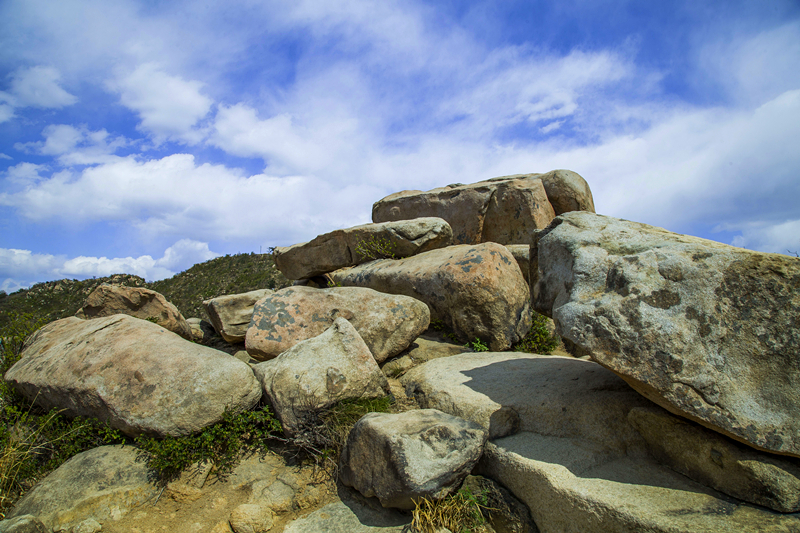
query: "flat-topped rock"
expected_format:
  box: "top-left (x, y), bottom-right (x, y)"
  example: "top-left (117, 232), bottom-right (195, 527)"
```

top-left (273, 217), bottom-right (452, 280)
top-left (534, 211), bottom-right (800, 458)
top-left (76, 284), bottom-right (192, 340)
top-left (203, 288), bottom-right (273, 344)
top-left (4, 315), bottom-right (261, 437)
top-left (372, 170), bottom-right (594, 245)
top-left (331, 243), bottom-right (530, 351)
top-left (245, 286), bottom-right (429, 363)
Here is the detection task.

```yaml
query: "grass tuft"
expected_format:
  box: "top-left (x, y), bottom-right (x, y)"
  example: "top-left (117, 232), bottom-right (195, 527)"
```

top-left (411, 486), bottom-right (493, 533)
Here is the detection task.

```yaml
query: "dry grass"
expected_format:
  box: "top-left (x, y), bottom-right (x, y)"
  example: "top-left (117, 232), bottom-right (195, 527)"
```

top-left (410, 487), bottom-right (494, 533)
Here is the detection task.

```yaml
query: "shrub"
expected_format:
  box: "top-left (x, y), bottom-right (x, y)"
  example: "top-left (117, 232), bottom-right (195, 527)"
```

top-left (354, 236), bottom-right (398, 261)
top-left (467, 338), bottom-right (489, 352)
top-left (513, 311), bottom-right (559, 354)
top-left (411, 486), bottom-right (493, 533)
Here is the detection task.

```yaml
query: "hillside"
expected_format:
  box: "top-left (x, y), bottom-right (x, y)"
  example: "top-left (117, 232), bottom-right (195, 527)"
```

top-left (0, 253), bottom-right (290, 328)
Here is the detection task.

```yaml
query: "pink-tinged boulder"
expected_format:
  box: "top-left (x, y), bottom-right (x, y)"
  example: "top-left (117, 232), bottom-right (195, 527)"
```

top-left (245, 286), bottom-right (429, 363)
top-left (273, 217), bottom-right (452, 280)
top-left (535, 211), bottom-right (800, 458)
top-left (253, 318), bottom-right (389, 436)
top-left (372, 170), bottom-right (594, 245)
top-left (331, 243), bottom-right (531, 351)
top-left (76, 284), bottom-right (192, 340)
top-left (4, 315), bottom-right (261, 437)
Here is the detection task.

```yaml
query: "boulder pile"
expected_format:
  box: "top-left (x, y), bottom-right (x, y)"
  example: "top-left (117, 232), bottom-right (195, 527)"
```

top-left (4, 168), bottom-right (800, 533)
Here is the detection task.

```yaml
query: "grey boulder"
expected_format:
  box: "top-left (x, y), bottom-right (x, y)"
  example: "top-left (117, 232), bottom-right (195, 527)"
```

top-left (339, 409), bottom-right (487, 510)
top-left (203, 288), bottom-right (273, 343)
top-left (245, 286), bottom-right (430, 363)
top-left (253, 318), bottom-right (389, 436)
top-left (535, 211), bottom-right (800, 457)
top-left (4, 315), bottom-right (261, 437)
top-left (331, 243), bottom-right (530, 351)
top-left (273, 217), bottom-right (453, 280)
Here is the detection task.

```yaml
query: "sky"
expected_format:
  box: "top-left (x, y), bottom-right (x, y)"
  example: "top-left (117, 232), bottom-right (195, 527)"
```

top-left (1, 0), bottom-right (799, 292)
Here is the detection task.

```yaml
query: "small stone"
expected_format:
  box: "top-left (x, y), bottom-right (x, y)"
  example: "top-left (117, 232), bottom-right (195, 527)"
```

top-left (229, 504), bottom-right (273, 533)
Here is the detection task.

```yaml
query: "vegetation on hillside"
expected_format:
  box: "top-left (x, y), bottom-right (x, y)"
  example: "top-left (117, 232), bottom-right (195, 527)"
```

top-left (0, 253), bottom-right (290, 329)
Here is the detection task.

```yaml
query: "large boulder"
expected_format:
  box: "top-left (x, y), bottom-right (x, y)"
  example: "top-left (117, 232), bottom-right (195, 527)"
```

top-left (534, 212), bottom-right (800, 458)
top-left (4, 445), bottom-right (158, 532)
top-left (253, 318), bottom-right (389, 436)
top-left (76, 284), bottom-right (193, 339)
top-left (331, 243), bottom-right (531, 351)
top-left (403, 353), bottom-right (800, 530)
top-left (245, 286), bottom-right (430, 363)
top-left (203, 288), bottom-right (273, 344)
top-left (339, 409), bottom-right (488, 510)
top-left (273, 217), bottom-right (453, 280)
top-left (372, 170), bottom-right (594, 245)
top-left (4, 315), bottom-right (261, 437)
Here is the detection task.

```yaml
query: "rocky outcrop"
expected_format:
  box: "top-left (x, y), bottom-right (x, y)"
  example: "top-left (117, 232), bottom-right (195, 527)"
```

top-left (534, 211), bottom-right (800, 458)
top-left (339, 409), bottom-right (487, 510)
top-left (4, 315), bottom-right (261, 437)
top-left (4, 446), bottom-right (158, 532)
top-left (75, 284), bottom-right (192, 340)
top-left (203, 288), bottom-right (273, 344)
top-left (403, 353), bottom-right (800, 531)
top-left (372, 170), bottom-right (594, 245)
top-left (505, 244), bottom-right (530, 285)
top-left (331, 243), bottom-right (531, 351)
top-left (253, 318), bottom-right (389, 436)
top-left (245, 286), bottom-right (430, 363)
top-left (273, 218), bottom-right (453, 280)
top-left (380, 332), bottom-right (467, 378)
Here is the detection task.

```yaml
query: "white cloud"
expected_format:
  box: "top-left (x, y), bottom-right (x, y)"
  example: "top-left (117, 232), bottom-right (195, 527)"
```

top-left (14, 124), bottom-right (128, 165)
top-left (4, 162), bottom-right (47, 185)
top-left (0, 103), bottom-right (14, 123)
top-left (0, 153), bottom-right (12, 160)
top-left (730, 219), bottom-right (800, 254)
top-left (110, 64), bottom-right (213, 144)
top-left (4, 66), bottom-right (77, 108)
top-left (0, 239), bottom-right (221, 290)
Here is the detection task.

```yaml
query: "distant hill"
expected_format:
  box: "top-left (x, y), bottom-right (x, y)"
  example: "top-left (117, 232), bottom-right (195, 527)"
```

top-left (0, 253), bottom-right (290, 328)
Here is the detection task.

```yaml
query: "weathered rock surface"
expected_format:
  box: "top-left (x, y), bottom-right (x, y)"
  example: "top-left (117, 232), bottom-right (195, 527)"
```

top-left (282, 498), bottom-right (410, 533)
top-left (76, 284), bottom-right (192, 339)
top-left (629, 405), bottom-right (800, 513)
top-left (402, 352), bottom-right (800, 531)
top-left (203, 289), bottom-right (273, 343)
top-left (339, 409), bottom-right (487, 510)
top-left (505, 244), bottom-right (530, 284)
top-left (331, 243), bottom-right (531, 351)
top-left (229, 504), bottom-right (274, 533)
top-left (5, 315), bottom-right (261, 437)
top-left (245, 286), bottom-right (430, 363)
top-left (380, 331), bottom-right (467, 378)
top-left (253, 318), bottom-right (389, 436)
top-left (273, 218), bottom-right (453, 280)
top-left (534, 211), bottom-right (800, 457)
top-left (0, 516), bottom-right (47, 533)
top-left (5, 445), bottom-right (158, 531)
top-left (372, 170), bottom-right (594, 245)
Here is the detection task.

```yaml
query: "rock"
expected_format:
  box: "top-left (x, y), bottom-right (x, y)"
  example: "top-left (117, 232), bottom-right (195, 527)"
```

top-left (628, 405), bottom-right (800, 513)
top-left (0, 516), bottom-right (48, 533)
top-left (229, 504), bottom-right (273, 533)
top-left (245, 286), bottom-right (429, 363)
top-left (5, 445), bottom-right (158, 532)
top-left (372, 171), bottom-right (593, 245)
top-left (76, 284), bottom-right (192, 340)
top-left (538, 169), bottom-right (595, 215)
top-left (282, 498), bottom-right (410, 533)
top-left (253, 318), bottom-right (389, 436)
top-left (4, 315), bottom-right (261, 437)
top-left (534, 211), bottom-right (800, 457)
top-left (331, 243), bottom-right (531, 351)
top-left (203, 289), bottom-right (274, 343)
top-left (71, 518), bottom-right (102, 533)
top-left (273, 218), bottom-right (453, 280)
top-left (505, 244), bottom-right (530, 285)
top-left (403, 353), bottom-right (800, 531)
top-left (380, 332), bottom-right (467, 378)
top-left (339, 409), bottom-right (488, 510)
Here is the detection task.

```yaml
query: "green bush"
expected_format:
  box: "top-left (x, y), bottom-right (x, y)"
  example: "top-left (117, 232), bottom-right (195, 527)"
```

top-left (513, 311), bottom-right (559, 354)
top-left (354, 236), bottom-right (398, 261)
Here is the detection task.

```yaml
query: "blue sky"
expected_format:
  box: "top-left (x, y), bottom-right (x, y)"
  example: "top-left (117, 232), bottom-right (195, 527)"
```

top-left (1, 0), bottom-right (799, 291)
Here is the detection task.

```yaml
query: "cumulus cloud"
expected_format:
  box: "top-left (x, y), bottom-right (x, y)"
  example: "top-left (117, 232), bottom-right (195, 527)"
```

top-left (0, 239), bottom-right (220, 291)
top-left (14, 124), bottom-right (128, 165)
top-left (5, 66), bottom-right (77, 108)
top-left (109, 64), bottom-right (213, 144)
top-left (729, 219), bottom-right (800, 254)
